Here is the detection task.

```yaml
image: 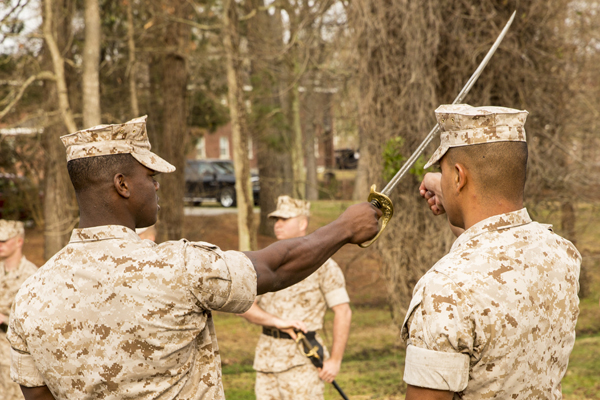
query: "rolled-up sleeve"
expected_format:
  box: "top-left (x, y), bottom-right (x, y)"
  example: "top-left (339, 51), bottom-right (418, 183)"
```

top-left (401, 274), bottom-right (476, 393)
top-left (319, 259), bottom-right (350, 308)
top-left (7, 308), bottom-right (46, 387)
top-left (185, 242), bottom-right (257, 314)
top-left (404, 344), bottom-right (469, 392)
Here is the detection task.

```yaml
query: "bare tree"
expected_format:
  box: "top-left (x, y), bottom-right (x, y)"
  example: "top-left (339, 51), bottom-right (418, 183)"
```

top-left (154, 0), bottom-right (192, 242)
top-left (126, 0), bottom-right (139, 117)
top-left (82, 0), bottom-right (101, 128)
top-left (223, 0), bottom-right (256, 251)
top-left (350, 0), bottom-right (576, 327)
top-left (246, 1), bottom-right (291, 236)
top-left (42, 0), bottom-right (78, 260)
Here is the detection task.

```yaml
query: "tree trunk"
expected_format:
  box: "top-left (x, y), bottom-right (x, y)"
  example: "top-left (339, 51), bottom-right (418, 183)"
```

top-left (82, 0), bottom-right (101, 128)
top-left (290, 82), bottom-right (305, 199)
top-left (246, 2), bottom-right (290, 236)
top-left (155, 0), bottom-right (191, 242)
top-left (42, 0), bottom-right (77, 260)
top-left (304, 90), bottom-right (318, 201)
top-left (353, 127), bottom-right (370, 200)
top-left (223, 0), bottom-right (256, 251)
top-left (43, 123), bottom-right (76, 260)
top-left (43, 0), bottom-right (77, 134)
top-left (126, 0), bottom-right (139, 117)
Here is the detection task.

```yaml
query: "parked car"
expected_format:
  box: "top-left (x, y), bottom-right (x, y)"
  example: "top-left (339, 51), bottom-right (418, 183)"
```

top-left (184, 160), bottom-right (259, 207)
top-left (335, 149), bottom-right (359, 169)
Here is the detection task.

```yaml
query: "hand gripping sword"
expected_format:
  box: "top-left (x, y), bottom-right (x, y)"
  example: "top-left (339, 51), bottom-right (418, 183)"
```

top-left (359, 11), bottom-right (517, 248)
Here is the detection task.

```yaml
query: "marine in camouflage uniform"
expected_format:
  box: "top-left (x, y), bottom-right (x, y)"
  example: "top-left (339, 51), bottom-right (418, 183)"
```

top-left (7, 116), bottom-right (380, 400)
top-left (404, 105), bottom-right (581, 399)
top-left (240, 196), bottom-right (352, 400)
top-left (0, 220), bottom-right (38, 400)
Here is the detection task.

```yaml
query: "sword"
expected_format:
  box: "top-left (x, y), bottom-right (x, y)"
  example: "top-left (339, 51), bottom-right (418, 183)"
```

top-left (296, 332), bottom-right (350, 400)
top-left (359, 11), bottom-right (517, 248)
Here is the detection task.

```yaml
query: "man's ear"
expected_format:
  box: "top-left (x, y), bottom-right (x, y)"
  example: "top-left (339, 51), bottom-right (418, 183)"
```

top-left (114, 173), bottom-right (131, 199)
top-left (454, 163), bottom-right (468, 193)
top-left (299, 216), bottom-right (309, 233)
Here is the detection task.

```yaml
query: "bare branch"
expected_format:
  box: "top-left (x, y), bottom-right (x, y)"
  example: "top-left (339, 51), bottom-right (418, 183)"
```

top-left (0, 71), bottom-right (55, 121)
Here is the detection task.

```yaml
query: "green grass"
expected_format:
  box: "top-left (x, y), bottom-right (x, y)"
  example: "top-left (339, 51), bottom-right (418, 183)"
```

top-left (563, 335), bottom-right (600, 399)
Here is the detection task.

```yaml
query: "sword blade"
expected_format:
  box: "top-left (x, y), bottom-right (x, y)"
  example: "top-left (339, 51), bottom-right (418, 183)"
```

top-left (380, 11), bottom-right (516, 197)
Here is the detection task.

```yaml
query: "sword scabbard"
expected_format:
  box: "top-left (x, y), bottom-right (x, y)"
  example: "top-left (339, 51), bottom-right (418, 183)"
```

top-left (359, 185), bottom-right (394, 248)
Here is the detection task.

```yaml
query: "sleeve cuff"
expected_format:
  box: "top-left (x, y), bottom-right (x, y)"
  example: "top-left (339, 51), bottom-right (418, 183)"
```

top-left (403, 344), bottom-right (469, 392)
top-left (324, 287), bottom-right (350, 308)
top-left (10, 347), bottom-right (45, 387)
top-left (219, 251), bottom-right (257, 314)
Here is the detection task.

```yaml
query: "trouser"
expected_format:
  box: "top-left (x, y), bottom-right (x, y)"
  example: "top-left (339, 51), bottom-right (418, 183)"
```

top-left (255, 363), bottom-right (324, 400)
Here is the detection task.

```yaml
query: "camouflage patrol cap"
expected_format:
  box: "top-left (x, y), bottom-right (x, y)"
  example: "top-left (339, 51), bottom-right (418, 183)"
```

top-left (0, 220), bottom-right (24, 241)
top-left (424, 104), bottom-right (528, 169)
top-left (60, 115), bottom-right (175, 173)
top-left (268, 196), bottom-right (310, 219)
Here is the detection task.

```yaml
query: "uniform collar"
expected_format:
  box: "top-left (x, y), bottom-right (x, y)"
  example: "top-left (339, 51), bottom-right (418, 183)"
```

top-left (69, 225), bottom-right (141, 243)
top-left (451, 208), bottom-right (532, 252)
top-left (2, 255), bottom-right (28, 275)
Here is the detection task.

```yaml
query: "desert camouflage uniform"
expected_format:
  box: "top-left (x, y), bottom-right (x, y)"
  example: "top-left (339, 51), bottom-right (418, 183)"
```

top-left (0, 256), bottom-right (37, 400)
top-left (424, 104), bottom-right (528, 169)
top-left (253, 258), bottom-right (349, 400)
top-left (401, 209), bottom-right (581, 398)
top-left (8, 225), bottom-right (256, 400)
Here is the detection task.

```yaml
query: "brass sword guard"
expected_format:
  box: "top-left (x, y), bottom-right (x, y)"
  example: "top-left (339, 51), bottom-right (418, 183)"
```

top-left (359, 184), bottom-right (394, 248)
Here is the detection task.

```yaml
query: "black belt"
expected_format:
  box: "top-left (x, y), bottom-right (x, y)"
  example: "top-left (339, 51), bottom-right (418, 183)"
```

top-left (262, 327), bottom-right (316, 340)
top-left (0, 323), bottom-right (7, 333)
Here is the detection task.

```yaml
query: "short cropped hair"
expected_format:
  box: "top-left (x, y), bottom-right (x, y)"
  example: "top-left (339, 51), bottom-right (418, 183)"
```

top-left (67, 154), bottom-right (139, 192)
top-left (445, 141), bottom-right (528, 203)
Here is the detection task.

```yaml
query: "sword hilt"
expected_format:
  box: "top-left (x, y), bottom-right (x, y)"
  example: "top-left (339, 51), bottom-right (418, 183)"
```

top-left (359, 184), bottom-right (394, 248)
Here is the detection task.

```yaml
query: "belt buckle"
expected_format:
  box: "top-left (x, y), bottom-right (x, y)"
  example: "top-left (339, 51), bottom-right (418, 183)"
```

top-left (273, 329), bottom-right (280, 339)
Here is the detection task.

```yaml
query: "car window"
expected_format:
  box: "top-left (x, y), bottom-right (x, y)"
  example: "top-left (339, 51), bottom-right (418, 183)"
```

top-left (212, 162), bottom-right (234, 174)
top-left (198, 163), bottom-right (215, 175)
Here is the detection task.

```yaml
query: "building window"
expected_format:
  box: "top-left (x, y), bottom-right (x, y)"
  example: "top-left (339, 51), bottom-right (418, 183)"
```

top-left (196, 137), bottom-right (206, 159)
top-left (220, 136), bottom-right (230, 159)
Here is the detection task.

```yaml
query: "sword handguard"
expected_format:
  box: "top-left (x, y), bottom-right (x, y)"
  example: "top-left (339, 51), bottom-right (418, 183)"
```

top-left (359, 184), bottom-right (394, 248)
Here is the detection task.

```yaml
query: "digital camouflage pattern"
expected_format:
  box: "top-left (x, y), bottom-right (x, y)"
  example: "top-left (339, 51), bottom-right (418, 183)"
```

top-left (0, 256), bottom-right (37, 400)
top-left (255, 363), bottom-right (324, 400)
top-left (0, 220), bottom-right (24, 241)
top-left (253, 258), bottom-right (348, 400)
top-left (8, 225), bottom-right (256, 400)
top-left (401, 208), bottom-right (581, 398)
top-left (267, 196), bottom-right (311, 219)
top-left (253, 258), bottom-right (348, 373)
top-left (60, 115), bottom-right (175, 173)
top-left (425, 104), bottom-right (528, 168)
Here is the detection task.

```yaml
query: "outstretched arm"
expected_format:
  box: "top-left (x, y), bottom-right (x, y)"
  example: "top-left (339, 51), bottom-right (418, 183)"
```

top-left (21, 386), bottom-right (56, 400)
top-left (238, 300), bottom-right (307, 340)
top-left (245, 202), bottom-right (381, 295)
top-left (319, 302), bottom-right (351, 383)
